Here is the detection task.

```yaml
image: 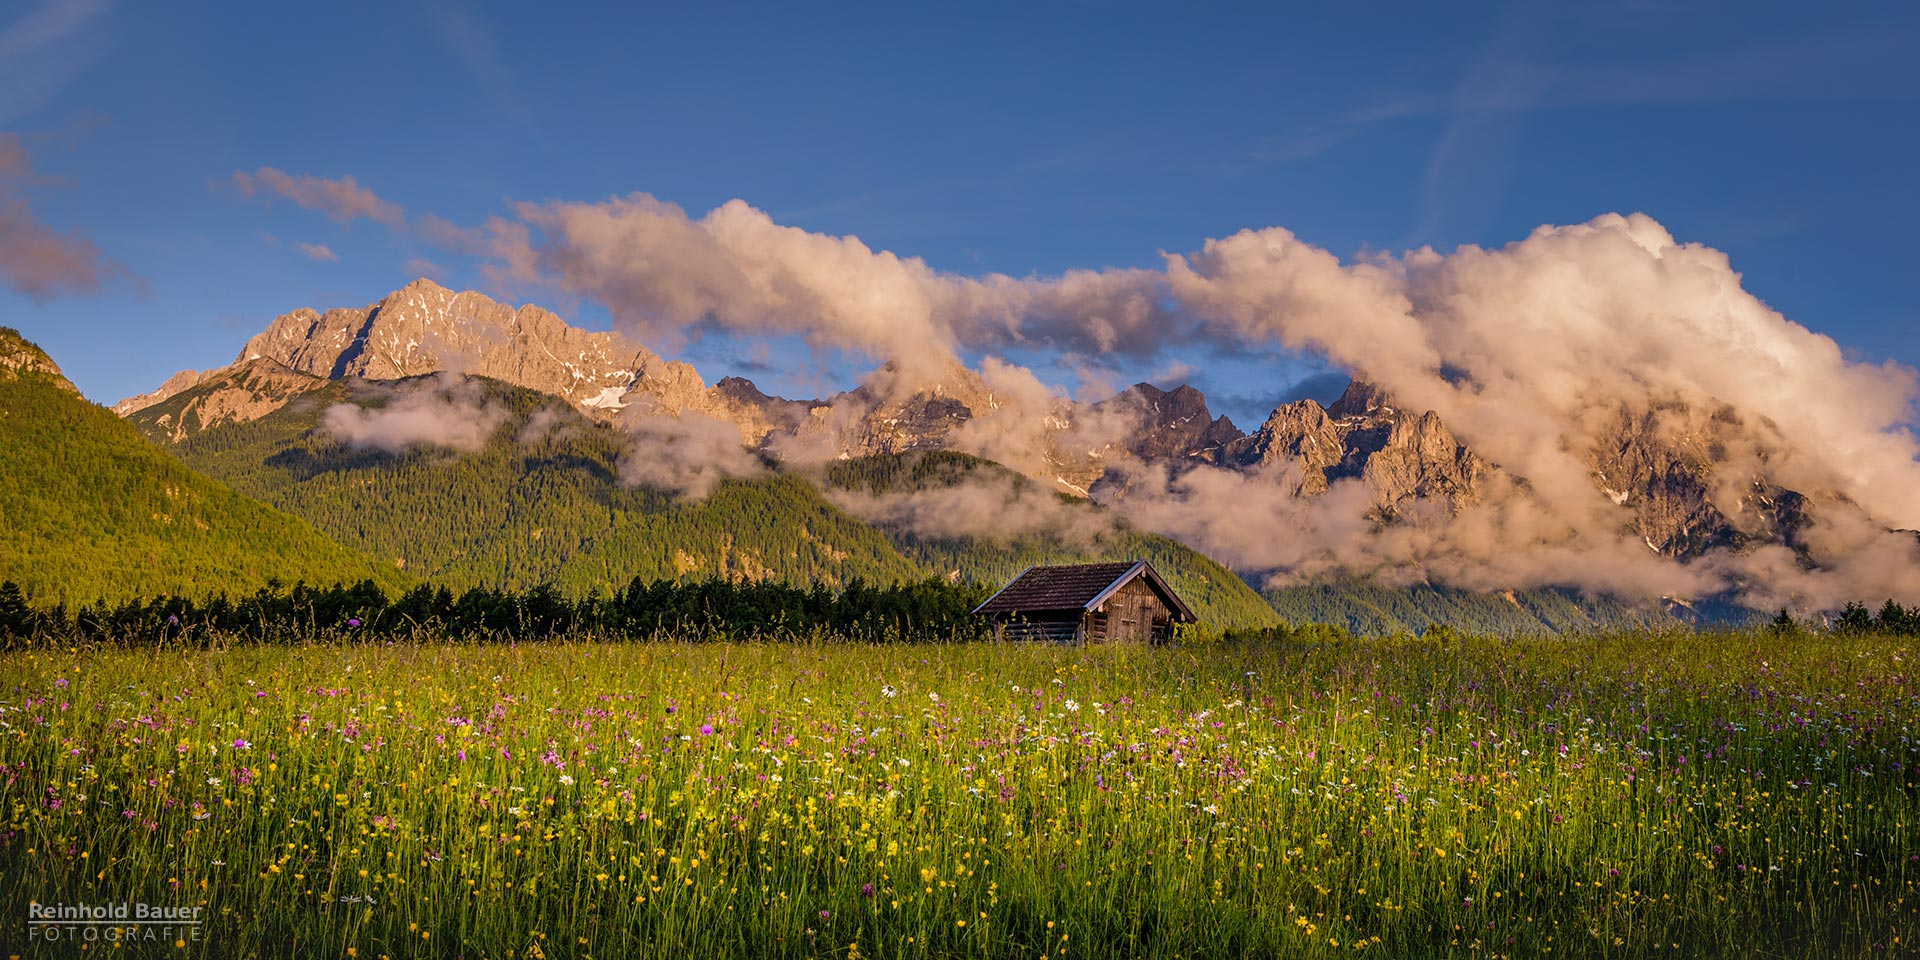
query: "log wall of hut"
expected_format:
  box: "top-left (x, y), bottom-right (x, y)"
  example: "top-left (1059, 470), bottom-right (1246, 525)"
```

top-left (1089, 577), bottom-right (1174, 644)
top-left (995, 613), bottom-right (1082, 644)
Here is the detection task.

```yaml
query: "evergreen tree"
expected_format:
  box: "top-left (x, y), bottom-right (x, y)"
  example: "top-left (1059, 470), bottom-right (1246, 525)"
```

top-left (1836, 601), bottom-right (1875, 633)
top-left (0, 581), bottom-right (30, 638)
top-left (1876, 599), bottom-right (1916, 635)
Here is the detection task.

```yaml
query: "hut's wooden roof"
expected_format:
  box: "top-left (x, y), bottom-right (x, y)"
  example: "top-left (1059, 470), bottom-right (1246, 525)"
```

top-left (972, 560), bottom-right (1196, 622)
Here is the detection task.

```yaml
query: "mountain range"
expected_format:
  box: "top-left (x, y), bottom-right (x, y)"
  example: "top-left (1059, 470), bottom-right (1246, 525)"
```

top-left (15, 276), bottom-right (1878, 631)
top-left (115, 279), bottom-right (1834, 565)
top-left (123, 369), bottom-right (1282, 628)
top-left (104, 279), bottom-right (1525, 511)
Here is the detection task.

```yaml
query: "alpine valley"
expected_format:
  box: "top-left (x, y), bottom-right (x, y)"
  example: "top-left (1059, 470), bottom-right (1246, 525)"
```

top-left (15, 277), bottom-right (1870, 632)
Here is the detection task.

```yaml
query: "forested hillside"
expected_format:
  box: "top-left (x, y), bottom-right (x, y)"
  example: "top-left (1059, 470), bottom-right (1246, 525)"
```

top-left (0, 329), bottom-right (407, 605)
top-left (149, 377), bottom-right (923, 594)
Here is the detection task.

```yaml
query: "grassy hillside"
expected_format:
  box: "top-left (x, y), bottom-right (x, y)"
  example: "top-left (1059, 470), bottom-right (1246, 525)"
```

top-left (823, 451), bottom-right (1282, 630)
top-left (147, 377), bottom-right (922, 594)
top-left (0, 330), bottom-right (407, 605)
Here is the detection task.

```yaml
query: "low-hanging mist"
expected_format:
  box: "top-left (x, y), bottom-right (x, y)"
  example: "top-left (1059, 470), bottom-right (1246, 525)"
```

top-left (323, 374), bottom-right (510, 454)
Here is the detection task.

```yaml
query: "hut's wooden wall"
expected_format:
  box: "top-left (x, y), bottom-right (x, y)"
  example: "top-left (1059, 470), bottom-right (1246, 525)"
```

top-left (1090, 577), bottom-right (1174, 644)
top-left (995, 614), bottom-right (1082, 644)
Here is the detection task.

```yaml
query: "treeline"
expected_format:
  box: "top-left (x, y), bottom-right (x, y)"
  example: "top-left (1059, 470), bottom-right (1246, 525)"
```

top-left (1823, 600), bottom-right (1920, 635)
top-left (0, 576), bottom-right (997, 646)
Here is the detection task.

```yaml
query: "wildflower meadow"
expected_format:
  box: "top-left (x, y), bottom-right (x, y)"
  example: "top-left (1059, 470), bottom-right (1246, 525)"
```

top-left (0, 629), bottom-right (1913, 958)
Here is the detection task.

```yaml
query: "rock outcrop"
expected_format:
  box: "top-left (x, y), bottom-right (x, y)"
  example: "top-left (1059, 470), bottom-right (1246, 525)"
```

top-left (0, 326), bottom-right (79, 393)
top-left (134, 359), bottom-right (328, 443)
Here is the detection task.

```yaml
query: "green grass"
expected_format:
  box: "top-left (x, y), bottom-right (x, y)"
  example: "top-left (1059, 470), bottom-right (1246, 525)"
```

top-left (0, 630), bottom-right (1912, 958)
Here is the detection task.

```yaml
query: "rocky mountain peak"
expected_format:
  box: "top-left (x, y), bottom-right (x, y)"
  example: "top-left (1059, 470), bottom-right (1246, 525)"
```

top-left (1096, 381), bottom-right (1245, 465)
top-left (848, 358), bottom-right (998, 410)
top-left (830, 359), bottom-right (1002, 457)
top-left (119, 282), bottom-right (991, 457)
top-left (118, 280), bottom-right (739, 432)
top-left (112, 368), bottom-right (211, 416)
top-left (1235, 399), bottom-right (1343, 493)
top-left (233, 278), bottom-right (664, 398)
top-left (1584, 398), bottom-right (1811, 559)
top-left (1130, 382), bottom-right (1223, 425)
top-left (0, 327), bottom-right (79, 393)
top-left (714, 376), bottom-right (776, 406)
top-left (1233, 379), bottom-right (1484, 510)
top-left (1327, 378), bottom-right (1393, 419)
top-left (709, 376), bottom-right (825, 439)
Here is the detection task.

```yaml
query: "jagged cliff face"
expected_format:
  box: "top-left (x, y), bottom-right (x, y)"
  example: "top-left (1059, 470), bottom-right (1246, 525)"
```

top-left (117, 282), bottom-right (1078, 477)
top-left (1234, 400), bottom-right (1341, 491)
top-left (833, 360), bottom-right (1002, 457)
top-left (1230, 380), bottom-right (1486, 514)
top-left (790, 360), bottom-right (1111, 494)
top-left (1584, 399), bottom-right (1814, 560)
top-left (1094, 383), bottom-right (1244, 466)
top-left (162, 279), bottom-right (720, 421)
top-left (711, 376), bottom-right (824, 440)
top-left (112, 368), bottom-right (208, 415)
top-left (1228, 379), bottom-right (1816, 559)
top-left (1088, 378), bottom-right (1485, 520)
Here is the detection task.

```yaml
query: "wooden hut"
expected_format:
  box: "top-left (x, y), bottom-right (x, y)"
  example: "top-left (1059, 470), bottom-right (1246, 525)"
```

top-left (972, 560), bottom-right (1195, 644)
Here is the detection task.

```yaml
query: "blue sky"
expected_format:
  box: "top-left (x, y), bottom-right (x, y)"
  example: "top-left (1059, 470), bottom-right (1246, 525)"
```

top-left (2, 0), bottom-right (1915, 428)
